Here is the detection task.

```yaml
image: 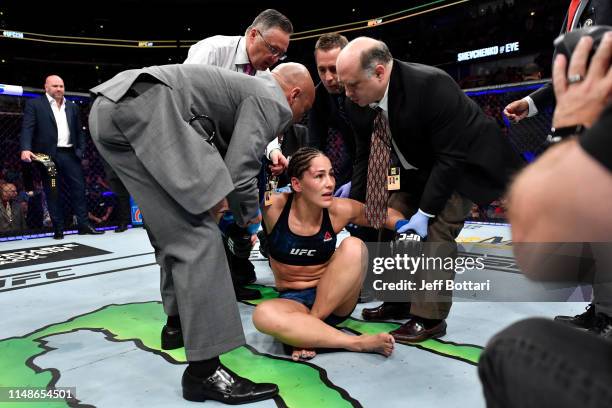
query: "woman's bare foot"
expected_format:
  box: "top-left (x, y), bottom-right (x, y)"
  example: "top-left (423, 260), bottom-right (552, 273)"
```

top-left (349, 333), bottom-right (395, 356)
top-left (292, 348), bottom-right (317, 361)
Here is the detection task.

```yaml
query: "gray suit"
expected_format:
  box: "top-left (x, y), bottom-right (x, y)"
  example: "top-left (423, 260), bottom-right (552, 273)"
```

top-left (89, 64), bottom-right (292, 360)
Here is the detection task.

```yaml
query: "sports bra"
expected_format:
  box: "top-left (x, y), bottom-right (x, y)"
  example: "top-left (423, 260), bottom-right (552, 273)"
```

top-left (267, 194), bottom-right (337, 266)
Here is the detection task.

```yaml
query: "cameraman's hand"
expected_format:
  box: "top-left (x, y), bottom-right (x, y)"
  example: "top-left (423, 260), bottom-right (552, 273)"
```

top-left (552, 32), bottom-right (612, 129)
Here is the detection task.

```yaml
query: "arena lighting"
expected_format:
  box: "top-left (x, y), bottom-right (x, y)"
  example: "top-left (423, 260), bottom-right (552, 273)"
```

top-left (2, 30), bottom-right (23, 39)
top-left (0, 84), bottom-right (23, 96)
top-left (457, 42), bottom-right (520, 62)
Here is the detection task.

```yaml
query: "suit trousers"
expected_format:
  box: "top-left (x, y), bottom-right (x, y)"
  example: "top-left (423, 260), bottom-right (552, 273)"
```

top-left (101, 159), bottom-right (132, 225)
top-left (44, 148), bottom-right (88, 229)
top-left (89, 94), bottom-right (245, 361)
top-left (388, 191), bottom-right (472, 319)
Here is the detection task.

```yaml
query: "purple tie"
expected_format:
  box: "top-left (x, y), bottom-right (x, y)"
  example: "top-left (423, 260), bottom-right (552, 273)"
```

top-left (243, 63), bottom-right (256, 76)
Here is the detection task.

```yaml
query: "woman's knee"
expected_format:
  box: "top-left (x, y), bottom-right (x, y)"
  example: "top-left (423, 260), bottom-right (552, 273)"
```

top-left (337, 236), bottom-right (367, 260)
top-left (252, 301), bottom-right (280, 333)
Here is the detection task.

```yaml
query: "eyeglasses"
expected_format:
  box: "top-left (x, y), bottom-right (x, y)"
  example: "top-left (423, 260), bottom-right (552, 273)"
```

top-left (256, 30), bottom-right (287, 60)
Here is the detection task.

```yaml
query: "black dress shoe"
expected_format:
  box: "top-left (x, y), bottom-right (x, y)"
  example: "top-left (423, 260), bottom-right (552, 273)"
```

top-left (390, 318), bottom-right (447, 343)
top-left (234, 285), bottom-right (262, 301)
top-left (182, 365), bottom-right (278, 404)
top-left (589, 313), bottom-right (612, 339)
top-left (78, 224), bottom-right (104, 235)
top-left (114, 223), bottom-right (129, 233)
top-left (161, 325), bottom-right (184, 350)
top-left (362, 302), bottom-right (412, 321)
top-left (53, 229), bottom-right (64, 240)
top-left (554, 303), bottom-right (596, 329)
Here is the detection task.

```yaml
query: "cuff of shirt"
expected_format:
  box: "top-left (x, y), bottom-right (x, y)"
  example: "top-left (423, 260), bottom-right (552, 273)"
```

top-left (418, 208), bottom-right (435, 218)
top-left (524, 96), bottom-right (538, 117)
top-left (265, 137), bottom-right (281, 160)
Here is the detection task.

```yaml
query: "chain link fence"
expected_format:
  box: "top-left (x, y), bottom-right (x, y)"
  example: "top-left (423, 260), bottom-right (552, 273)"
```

top-left (0, 80), bottom-right (554, 239)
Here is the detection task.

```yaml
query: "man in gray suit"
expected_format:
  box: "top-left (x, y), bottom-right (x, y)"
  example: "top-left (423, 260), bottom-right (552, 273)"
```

top-left (88, 62), bottom-right (314, 404)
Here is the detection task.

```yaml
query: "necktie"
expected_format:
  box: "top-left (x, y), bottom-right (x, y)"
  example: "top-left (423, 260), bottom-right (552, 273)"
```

top-left (336, 95), bottom-right (349, 124)
top-left (326, 95), bottom-right (351, 186)
top-left (243, 63), bottom-right (256, 76)
top-left (365, 108), bottom-right (392, 228)
top-left (566, 0), bottom-right (581, 32)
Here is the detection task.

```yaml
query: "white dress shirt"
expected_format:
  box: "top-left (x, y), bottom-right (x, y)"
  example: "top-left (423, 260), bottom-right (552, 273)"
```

top-left (184, 35), bottom-right (267, 77)
top-left (46, 93), bottom-right (71, 147)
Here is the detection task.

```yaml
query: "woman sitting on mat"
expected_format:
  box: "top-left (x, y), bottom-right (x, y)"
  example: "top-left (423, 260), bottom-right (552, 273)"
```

top-left (253, 147), bottom-right (406, 361)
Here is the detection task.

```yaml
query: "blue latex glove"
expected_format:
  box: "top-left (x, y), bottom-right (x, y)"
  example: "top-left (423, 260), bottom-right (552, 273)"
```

top-left (334, 181), bottom-right (351, 198)
top-left (275, 185), bottom-right (292, 193)
top-left (218, 212), bottom-right (235, 235)
top-left (396, 211), bottom-right (429, 238)
top-left (247, 222), bottom-right (261, 234)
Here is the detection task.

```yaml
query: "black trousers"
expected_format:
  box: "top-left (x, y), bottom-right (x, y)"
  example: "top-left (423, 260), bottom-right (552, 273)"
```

top-left (102, 158), bottom-right (131, 225)
top-left (44, 148), bottom-right (88, 229)
top-left (479, 318), bottom-right (612, 408)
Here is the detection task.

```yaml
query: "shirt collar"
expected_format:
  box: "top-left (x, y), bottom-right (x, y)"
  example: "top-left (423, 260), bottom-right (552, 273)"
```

top-left (369, 81), bottom-right (390, 112)
top-left (46, 93), bottom-right (65, 106)
top-left (235, 36), bottom-right (251, 66)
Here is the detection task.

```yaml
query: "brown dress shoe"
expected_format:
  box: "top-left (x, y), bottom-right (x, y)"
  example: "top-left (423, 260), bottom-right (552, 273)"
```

top-left (391, 319), bottom-right (447, 343)
top-left (362, 302), bottom-right (412, 321)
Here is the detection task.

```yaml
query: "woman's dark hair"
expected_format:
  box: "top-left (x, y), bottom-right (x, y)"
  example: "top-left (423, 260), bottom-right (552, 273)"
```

top-left (287, 147), bottom-right (326, 181)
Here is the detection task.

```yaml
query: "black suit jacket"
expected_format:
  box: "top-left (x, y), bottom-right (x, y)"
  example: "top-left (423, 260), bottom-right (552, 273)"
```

top-left (349, 60), bottom-right (521, 215)
top-left (530, 0), bottom-right (612, 110)
top-left (20, 95), bottom-right (86, 159)
top-left (308, 83), bottom-right (356, 155)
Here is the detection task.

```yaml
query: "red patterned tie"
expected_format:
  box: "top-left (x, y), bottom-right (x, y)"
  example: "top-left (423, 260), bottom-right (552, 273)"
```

top-left (243, 63), bottom-right (256, 76)
top-left (566, 0), bottom-right (581, 32)
top-left (365, 109), bottom-right (391, 229)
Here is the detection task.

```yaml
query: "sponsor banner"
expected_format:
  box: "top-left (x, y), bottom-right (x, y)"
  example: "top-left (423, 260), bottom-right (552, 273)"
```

top-left (0, 243), bottom-right (110, 270)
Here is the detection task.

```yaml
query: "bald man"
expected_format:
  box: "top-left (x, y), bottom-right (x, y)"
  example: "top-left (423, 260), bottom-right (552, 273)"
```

top-left (336, 37), bottom-right (521, 342)
top-left (89, 62), bottom-right (313, 404)
top-left (20, 75), bottom-right (103, 239)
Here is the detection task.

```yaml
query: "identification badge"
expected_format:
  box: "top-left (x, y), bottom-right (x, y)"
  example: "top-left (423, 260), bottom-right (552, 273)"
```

top-left (387, 167), bottom-right (400, 190)
top-left (264, 178), bottom-right (278, 206)
top-left (264, 191), bottom-right (273, 206)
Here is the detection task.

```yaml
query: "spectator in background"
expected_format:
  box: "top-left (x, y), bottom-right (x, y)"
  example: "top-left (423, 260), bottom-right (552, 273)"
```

top-left (522, 62), bottom-right (542, 81)
top-left (0, 182), bottom-right (26, 234)
top-left (86, 186), bottom-right (115, 227)
top-left (20, 75), bottom-right (103, 239)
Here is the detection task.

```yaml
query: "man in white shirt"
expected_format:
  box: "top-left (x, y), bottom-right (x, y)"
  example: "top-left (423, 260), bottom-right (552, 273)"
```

top-left (184, 8), bottom-right (292, 73)
top-left (20, 75), bottom-right (102, 239)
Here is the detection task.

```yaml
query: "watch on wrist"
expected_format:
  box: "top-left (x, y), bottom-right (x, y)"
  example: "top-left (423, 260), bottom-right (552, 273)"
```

top-left (547, 124), bottom-right (587, 143)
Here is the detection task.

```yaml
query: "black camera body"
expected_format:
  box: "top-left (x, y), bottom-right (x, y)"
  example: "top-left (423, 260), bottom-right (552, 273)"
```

top-left (554, 25), bottom-right (612, 65)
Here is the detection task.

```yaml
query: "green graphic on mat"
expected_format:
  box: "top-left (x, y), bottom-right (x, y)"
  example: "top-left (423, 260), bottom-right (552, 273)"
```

top-left (0, 284), bottom-right (482, 408)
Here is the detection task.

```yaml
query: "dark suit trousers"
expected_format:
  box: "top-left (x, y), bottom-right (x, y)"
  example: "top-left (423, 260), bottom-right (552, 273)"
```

top-left (388, 191), bottom-right (472, 320)
top-left (102, 158), bottom-right (131, 224)
top-left (479, 318), bottom-right (612, 408)
top-left (44, 148), bottom-right (88, 229)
